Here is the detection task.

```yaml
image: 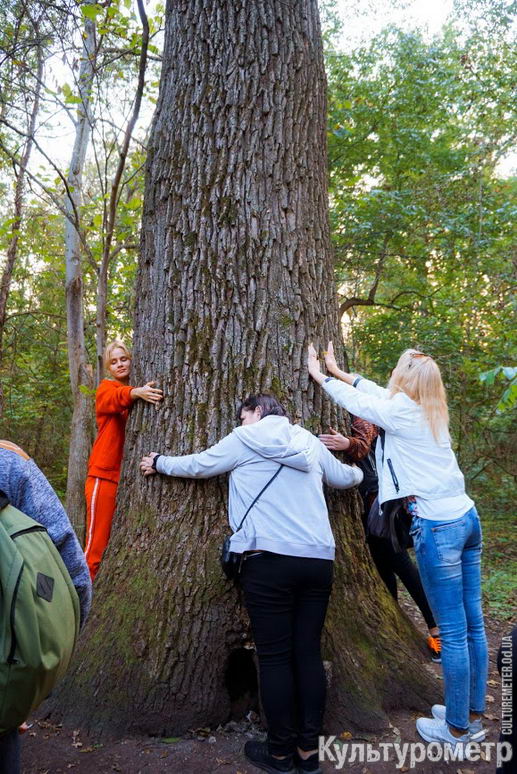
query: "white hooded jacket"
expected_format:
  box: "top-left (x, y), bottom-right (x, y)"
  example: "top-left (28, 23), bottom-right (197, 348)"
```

top-left (156, 415), bottom-right (363, 560)
top-left (322, 377), bottom-right (468, 506)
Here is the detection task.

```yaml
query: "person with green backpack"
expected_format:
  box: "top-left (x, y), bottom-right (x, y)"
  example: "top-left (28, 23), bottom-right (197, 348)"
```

top-left (0, 441), bottom-right (92, 774)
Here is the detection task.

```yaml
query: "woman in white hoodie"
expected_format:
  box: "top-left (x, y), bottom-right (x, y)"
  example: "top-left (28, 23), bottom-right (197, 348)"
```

top-left (140, 393), bottom-right (362, 774)
top-left (308, 343), bottom-right (488, 752)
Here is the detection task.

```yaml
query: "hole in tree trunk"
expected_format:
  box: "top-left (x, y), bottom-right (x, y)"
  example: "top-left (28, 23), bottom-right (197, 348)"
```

top-left (225, 645), bottom-right (259, 720)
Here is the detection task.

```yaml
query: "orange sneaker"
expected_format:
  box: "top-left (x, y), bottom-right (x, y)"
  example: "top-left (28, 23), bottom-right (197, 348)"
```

top-left (427, 635), bottom-right (442, 663)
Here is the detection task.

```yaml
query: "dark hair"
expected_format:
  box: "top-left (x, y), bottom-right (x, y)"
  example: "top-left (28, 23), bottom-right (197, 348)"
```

top-left (237, 393), bottom-right (286, 422)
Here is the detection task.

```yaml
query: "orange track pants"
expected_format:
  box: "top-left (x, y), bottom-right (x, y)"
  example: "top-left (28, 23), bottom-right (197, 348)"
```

top-left (84, 475), bottom-right (118, 581)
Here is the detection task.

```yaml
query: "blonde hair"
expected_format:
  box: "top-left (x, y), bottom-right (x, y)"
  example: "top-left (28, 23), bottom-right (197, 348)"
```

top-left (103, 339), bottom-right (131, 374)
top-left (388, 349), bottom-right (449, 441)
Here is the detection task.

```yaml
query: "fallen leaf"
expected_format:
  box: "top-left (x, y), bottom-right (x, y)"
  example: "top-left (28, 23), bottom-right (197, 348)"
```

top-left (161, 736), bottom-right (181, 744)
top-left (340, 730), bottom-right (352, 739)
top-left (486, 694), bottom-right (495, 703)
top-left (487, 679), bottom-right (499, 687)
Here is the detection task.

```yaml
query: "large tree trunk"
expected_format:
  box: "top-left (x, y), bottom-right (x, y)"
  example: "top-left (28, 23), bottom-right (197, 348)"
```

top-left (54, 0), bottom-right (436, 737)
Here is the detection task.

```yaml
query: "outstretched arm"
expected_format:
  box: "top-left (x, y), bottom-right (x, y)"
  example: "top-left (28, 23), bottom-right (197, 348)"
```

top-left (322, 341), bottom-right (360, 385)
top-left (319, 444), bottom-right (363, 489)
top-left (308, 341), bottom-right (360, 385)
top-left (308, 343), bottom-right (389, 399)
top-left (97, 380), bottom-right (163, 416)
top-left (140, 433), bottom-right (242, 479)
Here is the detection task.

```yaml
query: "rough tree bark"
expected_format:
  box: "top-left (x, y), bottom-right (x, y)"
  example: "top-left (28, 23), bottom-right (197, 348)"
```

top-left (64, 10), bottom-right (96, 533)
top-left (54, 0), bottom-right (436, 738)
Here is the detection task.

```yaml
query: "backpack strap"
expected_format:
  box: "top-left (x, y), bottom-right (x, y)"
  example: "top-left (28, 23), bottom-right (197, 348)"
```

top-left (0, 440), bottom-right (30, 460)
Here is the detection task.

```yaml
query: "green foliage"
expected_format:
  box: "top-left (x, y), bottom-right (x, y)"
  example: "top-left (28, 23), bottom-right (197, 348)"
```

top-left (479, 494), bottom-right (517, 621)
top-left (0, 202), bottom-right (71, 494)
top-left (0, 0), bottom-right (163, 486)
top-left (326, 14), bottom-right (516, 508)
top-left (80, 3), bottom-right (103, 22)
top-left (480, 366), bottom-right (517, 411)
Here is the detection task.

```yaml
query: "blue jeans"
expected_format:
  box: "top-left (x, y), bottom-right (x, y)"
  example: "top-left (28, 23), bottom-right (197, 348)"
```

top-left (410, 507), bottom-right (488, 731)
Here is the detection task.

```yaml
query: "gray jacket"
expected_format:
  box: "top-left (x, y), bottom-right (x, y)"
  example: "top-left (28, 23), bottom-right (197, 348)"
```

top-left (156, 415), bottom-right (363, 560)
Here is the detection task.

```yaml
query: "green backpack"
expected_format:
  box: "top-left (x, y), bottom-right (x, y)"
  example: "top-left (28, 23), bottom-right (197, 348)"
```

top-left (0, 492), bottom-right (80, 734)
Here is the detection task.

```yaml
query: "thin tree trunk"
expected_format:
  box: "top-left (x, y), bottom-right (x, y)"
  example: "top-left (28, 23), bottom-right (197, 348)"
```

top-left (0, 45), bottom-right (43, 411)
top-left (94, 0), bottom-right (150, 384)
top-left (64, 11), bottom-right (96, 533)
top-left (54, 0), bottom-right (435, 737)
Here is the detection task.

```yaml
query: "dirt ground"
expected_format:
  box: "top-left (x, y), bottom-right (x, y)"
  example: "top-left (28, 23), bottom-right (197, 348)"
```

top-left (21, 598), bottom-right (513, 774)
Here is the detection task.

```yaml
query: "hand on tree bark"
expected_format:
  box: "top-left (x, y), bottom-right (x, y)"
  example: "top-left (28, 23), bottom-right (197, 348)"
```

top-left (323, 342), bottom-right (357, 385)
top-left (131, 382), bottom-right (164, 404)
top-left (319, 427), bottom-right (351, 451)
top-left (140, 452), bottom-right (159, 475)
top-left (308, 344), bottom-right (325, 384)
top-left (323, 341), bottom-right (339, 375)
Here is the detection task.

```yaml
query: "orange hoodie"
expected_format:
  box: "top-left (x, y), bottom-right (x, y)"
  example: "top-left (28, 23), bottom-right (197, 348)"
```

top-left (87, 379), bottom-right (134, 483)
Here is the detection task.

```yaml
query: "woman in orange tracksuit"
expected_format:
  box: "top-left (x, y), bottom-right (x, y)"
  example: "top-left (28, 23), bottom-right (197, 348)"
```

top-left (85, 340), bottom-right (163, 580)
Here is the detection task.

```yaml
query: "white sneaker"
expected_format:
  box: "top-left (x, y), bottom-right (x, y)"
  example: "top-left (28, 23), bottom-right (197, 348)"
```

top-left (431, 704), bottom-right (486, 741)
top-left (416, 716), bottom-right (470, 757)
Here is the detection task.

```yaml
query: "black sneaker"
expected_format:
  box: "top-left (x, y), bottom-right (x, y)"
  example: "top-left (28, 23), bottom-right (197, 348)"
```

top-left (294, 750), bottom-right (322, 774)
top-left (244, 740), bottom-right (296, 774)
top-left (427, 635), bottom-right (442, 663)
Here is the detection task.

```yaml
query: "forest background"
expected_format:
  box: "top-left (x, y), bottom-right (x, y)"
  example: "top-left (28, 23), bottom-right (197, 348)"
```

top-left (0, 0), bottom-right (515, 620)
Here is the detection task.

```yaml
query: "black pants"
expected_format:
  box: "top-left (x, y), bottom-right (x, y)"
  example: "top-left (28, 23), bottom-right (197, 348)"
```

top-left (367, 535), bottom-right (436, 630)
top-left (240, 552), bottom-right (333, 757)
top-left (0, 728), bottom-right (20, 774)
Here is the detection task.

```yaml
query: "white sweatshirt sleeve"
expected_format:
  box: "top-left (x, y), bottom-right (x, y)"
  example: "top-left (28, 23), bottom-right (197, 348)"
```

top-left (355, 376), bottom-right (390, 399)
top-left (323, 378), bottom-right (401, 432)
top-left (155, 433), bottom-right (242, 478)
top-left (318, 444), bottom-right (364, 489)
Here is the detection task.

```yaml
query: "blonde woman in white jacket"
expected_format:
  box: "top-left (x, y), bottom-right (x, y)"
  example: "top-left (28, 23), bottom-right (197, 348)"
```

top-left (308, 343), bottom-right (488, 751)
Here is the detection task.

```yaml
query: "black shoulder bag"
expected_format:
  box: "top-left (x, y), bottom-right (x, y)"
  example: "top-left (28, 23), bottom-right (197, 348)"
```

top-left (220, 465), bottom-right (283, 582)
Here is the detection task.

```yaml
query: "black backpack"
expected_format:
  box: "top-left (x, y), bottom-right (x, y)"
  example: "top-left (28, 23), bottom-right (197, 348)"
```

top-left (357, 450), bottom-right (378, 498)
